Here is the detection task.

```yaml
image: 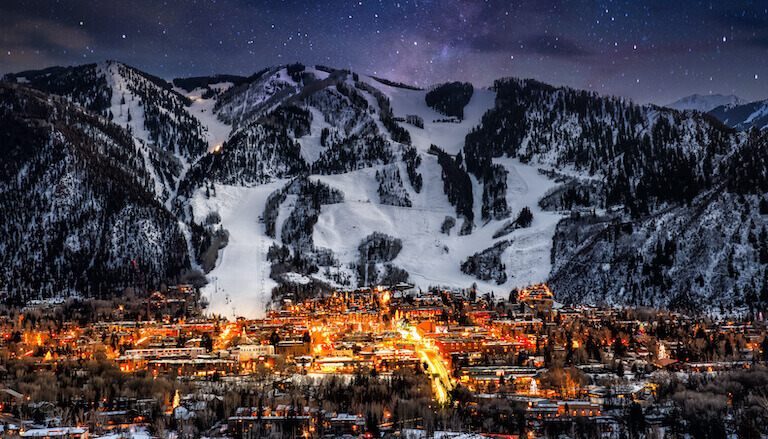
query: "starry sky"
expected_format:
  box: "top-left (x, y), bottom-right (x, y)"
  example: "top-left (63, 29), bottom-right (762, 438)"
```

top-left (1, 0), bottom-right (766, 104)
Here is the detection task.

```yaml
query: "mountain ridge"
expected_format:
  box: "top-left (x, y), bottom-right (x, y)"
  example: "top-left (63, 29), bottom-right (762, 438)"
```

top-left (709, 99), bottom-right (768, 131)
top-left (666, 93), bottom-right (746, 112)
top-left (2, 61), bottom-right (767, 316)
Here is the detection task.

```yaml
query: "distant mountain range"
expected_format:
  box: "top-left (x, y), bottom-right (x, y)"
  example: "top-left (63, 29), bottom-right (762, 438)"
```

top-left (709, 100), bottom-right (768, 131)
top-left (665, 93), bottom-right (768, 131)
top-left (2, 62), bottom-right (768, 316)
top-left (666, 93), bottom-right (746, 112)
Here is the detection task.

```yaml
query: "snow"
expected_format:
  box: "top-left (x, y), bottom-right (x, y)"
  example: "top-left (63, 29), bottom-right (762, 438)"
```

top-left (282, 272), bottom-right (311, 285)
top-left (297, 106), bottom-right (333, 163)
top-left (98, 61), bottom-right (176, 200)
top-left (358, 76), bottom-right (496, 155)
top-left (275, 194), bottom-right (298, 243)
top-left (191, 181), bottom-right (287, 319)
top-left (494, 157), bottom-right (564, 287)
top-left (207, 81), bottom-right (234, 91)
top-left (744, 102), bottom-right (768, 125)
top-left (312, 164), bottom-right (478, 289)
top-left (305, 66), bottom-right (330, 80)
top-left (190, 74), bottom-right (565, 315)
top-left (93, 426), bottom-right (154, 439)
top-left (313, 158), bottom-right (562, 294)
top-left (22, 428), bottom-right (89, 438)
top-left (214, 67), bottom-right (295, 128)
top-left (665, 93), bottom-right (746, 112)
top-left (182, 91), bottom-right (232, 152)
top-left (101, 62), bottom-right (152, 143)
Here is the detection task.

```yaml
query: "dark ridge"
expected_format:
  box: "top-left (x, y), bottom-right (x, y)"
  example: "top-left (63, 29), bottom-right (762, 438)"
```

top-left (370, 76), bottom-right (423, 90)
top-left (172, 74), bottom-right (248, 92)
top-left (2, 65), bottom-right (74, 82)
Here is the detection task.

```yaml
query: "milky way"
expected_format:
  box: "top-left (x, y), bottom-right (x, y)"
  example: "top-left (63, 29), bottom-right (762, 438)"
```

top-left (1, 0), bottom-right (766, 103)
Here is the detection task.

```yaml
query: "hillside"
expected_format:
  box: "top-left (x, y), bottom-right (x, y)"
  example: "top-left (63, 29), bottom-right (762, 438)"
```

top-left (0, 82), bottom-right (190, 300)
top-left (2, 62), bottom-right (767, 316)
top-left (710, 99), bottom-right (768, 131)
top-left (666, 94), bottom-right (745, 112)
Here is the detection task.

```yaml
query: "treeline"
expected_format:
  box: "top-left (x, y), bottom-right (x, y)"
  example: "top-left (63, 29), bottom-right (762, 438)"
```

top-left (655, 367), bottom-right (768, 439)
top-left (3, 63), bottom-right (112, 114)
top-left (376, 165), bottom-right (412, 207)
top-left (354, 81), bottom-right (411, 144)
top-left (425, 82), bottom-right (473, 119)
top-left (117, 63), bottom-right (209, 160)
top-left (172, 74), bottom-right (247, 92)
top-left (180, 110), bottom-right (308, 193)
top-left (460, 240), bottom-right (511, 284)
top-left (355, 232), bottom-right (408, 286)
top-left (263, 177), bottom-right (343, 279)
top-left (403, 146), bottom-right (423, 193)
top-left (432, 145), bottom-right (474, 232)
top-left (311, 134), bottom-right (393, 174)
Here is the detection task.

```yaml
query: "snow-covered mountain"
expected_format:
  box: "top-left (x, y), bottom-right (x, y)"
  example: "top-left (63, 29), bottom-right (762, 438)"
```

top-left (3, 61), bottom-right (216, 204)
top-left (709, 99), bottom-right (768, 131)
top-left (665, 93), bottom-right (745, 112)
top-left (3, 62), bottom-right (768, 316)
top-left (0, 81), bottom-right (189, 300)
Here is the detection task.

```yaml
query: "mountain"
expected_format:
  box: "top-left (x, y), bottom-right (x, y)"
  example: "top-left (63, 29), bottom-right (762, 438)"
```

top-left (709, 99), bottom-right (768, 131)
top-left (0, 81), bottom-right (190, 301)
top-left (3, 61), bottom-right (768, 316)
top-left (665, 93), bottom-right (745, 112)
top-left (458, 78), bottom-right (768, 312)
top-left (2, 61), bottom-right (221, 203)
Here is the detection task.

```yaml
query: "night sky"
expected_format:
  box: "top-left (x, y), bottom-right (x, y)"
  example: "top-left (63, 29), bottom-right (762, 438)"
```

top-left (1, 0), bottom-right (766, 104)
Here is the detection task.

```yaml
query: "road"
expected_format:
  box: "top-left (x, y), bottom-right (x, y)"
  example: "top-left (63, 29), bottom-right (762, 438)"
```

top-left (398, 323), bottom-right (453, 404)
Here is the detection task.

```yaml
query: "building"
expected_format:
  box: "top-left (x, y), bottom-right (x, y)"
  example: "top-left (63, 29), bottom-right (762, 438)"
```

top-left (20, 427), bottom-right (89, 439)
top-left (325, 413), bottom-right (365, 436)
top-left (519, 284), bottom-right (554, 313)
top-left (238, 345), bottom-right (275, 362)
top-left (433, 336), bottom-right (483, 354)
top-left (275, 340), bottom-right (310, 358)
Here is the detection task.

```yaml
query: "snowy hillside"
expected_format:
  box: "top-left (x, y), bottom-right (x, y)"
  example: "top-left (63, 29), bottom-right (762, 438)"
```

top-left (176, 68), bottom-right (573, 317)
top-left (666, 93), bottom-right (745, 112)
top-left (709, 99), bottom-right (768, 131)
top-left (0, 82), bottom-right (189, 299)
top-left (2, 61), bottom-right (212, 203)
top-left (3, 61), bottom-right (767, 317)
top-left (190, 182), bottom-right (285, 318)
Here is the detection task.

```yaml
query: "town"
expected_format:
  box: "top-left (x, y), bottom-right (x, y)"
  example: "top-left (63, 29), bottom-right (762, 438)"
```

top-left (0, 283), bottom-right (765, 439)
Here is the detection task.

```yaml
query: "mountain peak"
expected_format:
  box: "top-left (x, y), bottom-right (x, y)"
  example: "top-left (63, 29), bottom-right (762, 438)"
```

top-left (666, 93), bottom-right (746, 112)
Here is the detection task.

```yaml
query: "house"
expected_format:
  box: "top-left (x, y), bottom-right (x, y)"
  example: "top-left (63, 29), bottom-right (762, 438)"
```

top-left (20, 427), bottom-right (88, 439)
top-left (325, 413), bottom-right (365, 436)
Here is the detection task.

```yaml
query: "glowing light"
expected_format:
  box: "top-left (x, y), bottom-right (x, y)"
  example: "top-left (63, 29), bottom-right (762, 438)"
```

top-left (171, 390), bottom-right (180, 410)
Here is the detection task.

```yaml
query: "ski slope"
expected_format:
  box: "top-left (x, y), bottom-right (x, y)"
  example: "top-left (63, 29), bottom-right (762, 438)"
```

top-left (190, 181), bottom-right (287, 318)
top-left (193, 75), bottom-right (563, 318)
top-left (313, 157), bottom-right (561, 296)
top-left (183, 87), bottom-right (233, 152)
top-left (359, 77), bottom-right (496, 155)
